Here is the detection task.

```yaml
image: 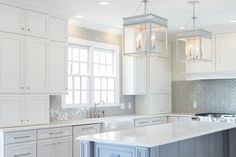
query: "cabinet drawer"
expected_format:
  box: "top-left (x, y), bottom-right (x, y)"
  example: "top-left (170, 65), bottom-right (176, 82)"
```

top-left (5, 141), bottom-right (36, 157)
top-left (5, 130), bottom-right (36, 145)
top-left (149, 117), bottom-right (162, 125)
top-left (37, 127), bottom-right (72, 140)
top-left (135, 119), bottom-right (149, 127)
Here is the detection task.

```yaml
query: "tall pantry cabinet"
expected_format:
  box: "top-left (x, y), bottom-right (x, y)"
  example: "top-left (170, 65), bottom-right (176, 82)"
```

top-left (0, 3), bottom-right (68, 127)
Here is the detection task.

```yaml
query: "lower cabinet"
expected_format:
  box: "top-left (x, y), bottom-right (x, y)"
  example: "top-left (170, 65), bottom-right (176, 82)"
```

top-left (94, 144), bottom-right (136, 157)
top-left (37, 136), bottom-right (72, 157)
top-left (73, 124), bottom-right (101, 157)
top-left (160, 142), bottom-right (178, 157)
top-left (5, 142), bottom-right (36, 157)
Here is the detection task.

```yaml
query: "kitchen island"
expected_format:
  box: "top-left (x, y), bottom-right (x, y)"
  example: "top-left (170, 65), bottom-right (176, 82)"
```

top-left (78, 121), bottom-right (236, 157)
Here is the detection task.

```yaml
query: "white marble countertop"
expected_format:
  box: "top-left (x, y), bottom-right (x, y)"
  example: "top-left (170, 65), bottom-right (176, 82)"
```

top-left (78, 121), bottom-right (236, 147)
top-left (0, 113), bottom-right (194, 133)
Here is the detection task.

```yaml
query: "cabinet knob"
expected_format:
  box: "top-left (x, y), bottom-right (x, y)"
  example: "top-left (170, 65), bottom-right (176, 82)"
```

top-left (21, 120), bottom-right (24, 122)
top-left (21, 87), bottom-right (24, 89)
top-left (27, 28), bottom-right (30, 31)
top-left (21, 27), bottom-right (24, 31)
top-left (27, 87), bottom-right (30, 89)
top-left (27, 119), bottom-right (30, 122)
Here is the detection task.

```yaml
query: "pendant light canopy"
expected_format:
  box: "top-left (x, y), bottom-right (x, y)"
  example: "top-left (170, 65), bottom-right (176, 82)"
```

top-left (123, 0), bottom-right (168, 57)
top-left (177, 0), bottom-right (213, 62)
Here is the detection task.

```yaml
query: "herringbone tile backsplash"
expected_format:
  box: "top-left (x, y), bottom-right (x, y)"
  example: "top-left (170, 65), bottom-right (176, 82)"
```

top-left (172, 79), bottom-right (236, 114)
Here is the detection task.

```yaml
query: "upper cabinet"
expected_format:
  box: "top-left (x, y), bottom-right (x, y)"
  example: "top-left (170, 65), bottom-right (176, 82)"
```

top-left (215, 33), bottom-right (236, 72)
top-left (25, 10), bottom-right (49, 38)
top-left (0, 4), bottom-right (25, 34)
top-left (49, 17), bottom-right (68, 42)
top-left (0, 4), bottom-right (49, 38)
top-left (0, 3), bottom-right (68, 94)
top-left (0, 32), bottom-right (25, 93)
top-left (122, 56), bottom-right (146, 95)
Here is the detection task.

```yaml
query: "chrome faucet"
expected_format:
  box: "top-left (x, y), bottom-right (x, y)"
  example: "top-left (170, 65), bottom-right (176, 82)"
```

top-left (90, 100), bottom-right (105, 118)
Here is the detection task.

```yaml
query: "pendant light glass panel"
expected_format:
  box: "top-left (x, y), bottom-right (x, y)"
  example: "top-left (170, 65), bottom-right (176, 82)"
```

top-left (177, 29), bottom-right (212, 62)
top-left (123, 14), bottom-right (168, 57)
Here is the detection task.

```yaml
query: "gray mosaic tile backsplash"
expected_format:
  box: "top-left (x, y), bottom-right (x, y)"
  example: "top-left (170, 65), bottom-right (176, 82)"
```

top-left (172, 79), bottom-right (236, 114)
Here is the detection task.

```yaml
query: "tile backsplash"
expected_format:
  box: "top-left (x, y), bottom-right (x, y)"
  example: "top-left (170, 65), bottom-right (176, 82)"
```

top-left (172, 79), bottom-right (236, 114)
top-left (49, 25), bottom-right (135, 121)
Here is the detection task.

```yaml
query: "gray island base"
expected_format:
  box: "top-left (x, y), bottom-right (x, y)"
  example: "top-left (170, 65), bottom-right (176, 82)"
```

top-left (78, 122), bottom-right (236, 157)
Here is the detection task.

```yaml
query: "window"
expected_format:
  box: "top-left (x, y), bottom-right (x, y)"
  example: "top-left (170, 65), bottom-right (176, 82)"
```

top-left (65, 39), bottom-right (119, 108)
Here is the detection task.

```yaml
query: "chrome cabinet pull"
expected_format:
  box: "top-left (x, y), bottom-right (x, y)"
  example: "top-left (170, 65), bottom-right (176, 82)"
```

top-left (14, 153), bottom-right (31, 157)
top-left (81, 127), bottom-right (94, 130)
top-left (14, 136), bottom-right (31, 139)
top-left (49, 131), bottom-right (64, 135)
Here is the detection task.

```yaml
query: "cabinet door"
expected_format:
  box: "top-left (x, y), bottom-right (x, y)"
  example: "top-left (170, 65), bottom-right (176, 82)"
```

top-left (195, 135), bottom-right (209, 157)
top-left (56, 137), bottom-right (72, 157)
top-left (134, 57), bottom-right (146, 94)
top-left (160, 142), bottom-right (178, 157)
top-left (95, 144), bottom-right (136, 157)
top-left (179, 139), bottom-right (194, 157)
top-left (216, 33), bottom-right (236, 71)
top-left (0, 96), bottom-right (24, 127)
top-left (149, 57), bottom-right (171, 93)
top-left (0, 33), bottom-right (25, 93)
top-left (26, 37), bottom-right (48, 93)
top-left (209, 132), bottom-right (223, 157)
top-left (73, 124), bottom-right (101, 157)
top-left (5, 142), bottom-right (36, 157)
top-left (149, 94), bottom-right (171, 114)
top-left (48, 42), bottom-right (67, 94)
top-left (37, 139), bottom-right (56, 157)
top-left (49, 18), bottom-right (68, 42)
top-left (0, 4), bottom-right (25, 34)
top-left (26, 10), bottom-right (49, 38)
top-left (24, 95), bottom-right (49, 125)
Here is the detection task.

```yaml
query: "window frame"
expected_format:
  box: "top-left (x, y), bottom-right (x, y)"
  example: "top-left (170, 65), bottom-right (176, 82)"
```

top-left (62, 37), bottom-right (120, 108)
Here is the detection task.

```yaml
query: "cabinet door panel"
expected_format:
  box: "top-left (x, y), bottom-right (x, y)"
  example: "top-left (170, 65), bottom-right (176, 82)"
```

top-left (6, 142), bottom-right (36, 157)
top-left (95, 144), bottom-right (136, 157)
top-left (160, 142), bottom-right (178, 157)
top-left (0, 96), bottom-right (23, 127)
top-left (56, 137), bottom-right (72, 157)
top-left (179, 139), bottom-right (194, 157)
top-left (24, 95), bottom-right (49, 125)
top-left (73, 124), bottom-right (101, 157)
top-left (149, 57), bottom-right (171, 93)
top-left (26, 10), bottom-right (49, 38)
top-left (209, 132), bottom-right (223, 157)
top-left (49, 18), bottom-right (68, 42)
top-left (48, 42), bottom-right (67, 93)
top-left (26, 37), bottom-right (48, 93)
top-left (37, 139), bottom-right (56, 157)
top-left (0, 4), bottom-right (25, 34)
top-left (134, 57), bottom-right (146, 94)
top-left (216, 33), bottom-right (236, 71)
top-left (195, 135), bottom-right (209, 157)
top-left (0, 33), bottom-right (25, 93)
top-left (149, 94), bottom-right (171, 114)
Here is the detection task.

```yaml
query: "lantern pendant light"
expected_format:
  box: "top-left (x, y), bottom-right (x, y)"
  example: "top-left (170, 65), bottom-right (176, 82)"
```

top-left (176, 0), bottom-right (213, 62)
top-left (123, 0), bottom-right (168, 57)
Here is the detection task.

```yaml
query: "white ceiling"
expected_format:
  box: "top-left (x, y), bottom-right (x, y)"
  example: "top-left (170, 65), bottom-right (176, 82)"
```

top-left (16, 0), bottom-right (236, 32)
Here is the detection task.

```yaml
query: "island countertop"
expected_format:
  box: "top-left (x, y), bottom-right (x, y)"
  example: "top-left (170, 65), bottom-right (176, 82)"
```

top-left (78, 121), bottom-right (236, 147)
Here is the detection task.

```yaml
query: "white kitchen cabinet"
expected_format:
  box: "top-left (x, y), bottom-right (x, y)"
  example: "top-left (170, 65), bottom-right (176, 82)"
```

top-left (48, 42), bottom-right (67, 94)
top-left (73, 124), bottom-right (101, 157)
top-left (49, 17), bottom-right (68, 42)
top-left (149, 57), bottom-right (171, 93)
top-left (122, 56), bottom-right (146, 95)
top-left (37, 139), bottom-right (56, 157)
top-left (5, 142), bottom-right (36, 157)
top-left (0, 4), bottom-right (25, 34)
top-left (24, 95), bottom-right (49, 125)
top-left (215, 33), bottom-right (236, 71)
top-left (0, 95), bottom-right (49, 128)
top-left (37, 136), bottom-right (72, 157)
top-left (26, 37), bottom-right (48, 93)
top-left (0, 33), bottom-right (25, 93)
top-left (25, 10), bottom-right (49, 38)
top-left (0, 96), bottom-right (24, 127)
